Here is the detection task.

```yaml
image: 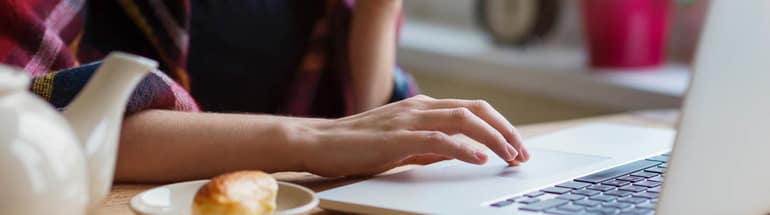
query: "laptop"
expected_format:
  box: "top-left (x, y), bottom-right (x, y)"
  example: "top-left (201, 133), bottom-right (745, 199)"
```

top-left (318, 1), bottom-right (770, 214)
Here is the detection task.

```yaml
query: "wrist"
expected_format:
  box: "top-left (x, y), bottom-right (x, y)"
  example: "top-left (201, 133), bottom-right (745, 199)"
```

top-left (279, 117), bottom-right (332, 172)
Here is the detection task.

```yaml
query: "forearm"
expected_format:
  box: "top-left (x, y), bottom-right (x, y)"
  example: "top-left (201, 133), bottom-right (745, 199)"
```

top-left (349, 0), bottom-right (401, 113)
top-left (114, 110), bottom-right (322, 183)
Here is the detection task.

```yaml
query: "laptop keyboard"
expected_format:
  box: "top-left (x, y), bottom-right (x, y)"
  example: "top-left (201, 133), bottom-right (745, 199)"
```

top-left (489, 154), bottom-right (669, 215)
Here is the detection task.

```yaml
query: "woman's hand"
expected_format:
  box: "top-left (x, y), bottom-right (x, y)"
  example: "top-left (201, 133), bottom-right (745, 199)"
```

top-left (114, 95), bottom-right (527, 182)
top-left (299, 95), bottom-right (529, 177)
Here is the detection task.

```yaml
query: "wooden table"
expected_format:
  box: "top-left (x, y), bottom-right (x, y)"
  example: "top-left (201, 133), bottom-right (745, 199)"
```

top-left (96, 110), bottom-right (678, 215)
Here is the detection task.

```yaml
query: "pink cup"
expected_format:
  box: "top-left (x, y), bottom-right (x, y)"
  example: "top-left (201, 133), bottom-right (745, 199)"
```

top-left (581, 0), bottom-right (671, 69)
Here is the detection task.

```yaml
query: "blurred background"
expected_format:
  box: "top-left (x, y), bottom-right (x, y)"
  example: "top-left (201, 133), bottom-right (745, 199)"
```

top-left (398, 0), bottom-right (708, 124)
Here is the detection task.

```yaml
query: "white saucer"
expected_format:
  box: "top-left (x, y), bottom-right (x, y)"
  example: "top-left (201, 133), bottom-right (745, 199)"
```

top-left (130, 180), bottom-right (318, 215)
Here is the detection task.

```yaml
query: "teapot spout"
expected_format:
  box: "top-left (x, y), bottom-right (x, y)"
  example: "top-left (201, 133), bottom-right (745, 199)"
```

top-left (62, 52), bottom-right (157, 212)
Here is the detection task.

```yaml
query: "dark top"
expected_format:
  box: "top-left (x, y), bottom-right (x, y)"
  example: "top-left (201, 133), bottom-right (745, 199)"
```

top-left (187, 0), bottom-right (322, 113)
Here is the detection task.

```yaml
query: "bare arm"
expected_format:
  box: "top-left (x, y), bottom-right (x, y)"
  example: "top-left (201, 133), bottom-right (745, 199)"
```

top-left (116, 96), bottom-right (529, 182)
top-left (349, 0), bottom-right (401, 113)
top-left (116, 110), bottom-right (315, 182)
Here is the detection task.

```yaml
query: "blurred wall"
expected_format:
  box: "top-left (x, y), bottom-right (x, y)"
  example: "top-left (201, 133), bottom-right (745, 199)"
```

top-left (408, 69), bottom-right (609, 125)
top-left (402, 0), bottom-right (611, 125)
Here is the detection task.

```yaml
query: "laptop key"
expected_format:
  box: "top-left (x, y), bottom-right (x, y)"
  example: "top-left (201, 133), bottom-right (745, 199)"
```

top-left (572, 189), bottom-right (601, 196)
top-left (574, 199), bottom-right (602, 207)
top-left (618, 185), bottom-right (647, 192)
top-left (519, 198), bottom-right (570, 212)
top-left (630, 172), bottom-right (659, 178)
top-left (604, 190), bottom-right (633, 197)
top-left (544, 208), bottom-right (577, 215)
top-left (589, 195), bottom-right (617, 202)
top-left (575, 160), bottom-right (661, 184)
top-left (646, 187), bottom-right (662, 193)
top-left (518, 198), bottom-right (541, 204)
top-left (603, 202), bottom-right (633, 209)
top-left (634, 181), bottom-right (661, 188)
top-left (632, 192), bottom-right (658, 199)
top-left (587, 184), bottom-right (616, 192)
top-left (648, 176), bottom-right (664, 182)
top-left (525, 191), bottom-right (545, 198)
top-left (558, 204), bottom-right (585, 212)
top-left (618, 197), bottom-right (647, 204)
top-left (556, 194), bottom-right (585, 201)
top-left (542, 187), bottom-right (572, 194)
top-left (644, 167), bottom-right (666, 174)
top-left (626, 208), bottom-right (654, 215)
top-left (557, 181), bottom-right (592, 189)
top-left (602, 179), bottom-right (631, 187)
top-left (490, 200), bottom-right (514, 207)
top-left (646, 155), bottom-right (668, 163)
top-left (636, 202), bottom-right (657, 209)
top-left (659, 163), bottom-right (668, 168)
top-left (617, 175), bottom-right (646, 182)
top-left (620, 207), bottom-right (637, 213)
top-left (587, 207), bottom-right (618, 214)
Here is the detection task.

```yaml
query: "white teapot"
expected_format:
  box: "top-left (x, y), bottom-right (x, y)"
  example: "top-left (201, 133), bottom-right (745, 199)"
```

top-left (0, 52), bottom-right (158, 214)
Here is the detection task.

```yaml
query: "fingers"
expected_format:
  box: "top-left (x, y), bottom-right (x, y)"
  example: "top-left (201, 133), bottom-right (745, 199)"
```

top-left (430, 98), bottom-right (528, 162)
top-left (407, 108), bottom-right (519, 163)
top-left (390, 131), bottom-right (488, 165)
top-left (400, 154), bottom-right (451, 165)
top-left (404, 95), bottom-right (529, 162)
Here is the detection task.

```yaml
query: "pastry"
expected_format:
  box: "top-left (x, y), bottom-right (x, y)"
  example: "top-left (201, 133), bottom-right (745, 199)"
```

top-left (192, 171), bottom-right (278, 215)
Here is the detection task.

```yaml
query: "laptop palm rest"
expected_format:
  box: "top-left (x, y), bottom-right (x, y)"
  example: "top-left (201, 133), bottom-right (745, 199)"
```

top-left (320, 149), bottom-right (607, 214)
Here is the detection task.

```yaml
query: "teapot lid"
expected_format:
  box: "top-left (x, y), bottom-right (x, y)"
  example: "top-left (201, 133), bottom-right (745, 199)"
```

top-left (0, 64), bottom-right (31, 95)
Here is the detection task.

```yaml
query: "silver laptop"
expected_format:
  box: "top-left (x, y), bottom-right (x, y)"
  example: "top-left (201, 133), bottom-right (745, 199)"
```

top-left (318, 1), bottom-right (770, 214)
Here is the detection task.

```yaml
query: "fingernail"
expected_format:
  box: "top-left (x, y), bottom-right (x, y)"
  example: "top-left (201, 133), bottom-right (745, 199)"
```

top-left (522, 148), bottom-right (530, 162)
top-left (506, 146), bottom-right (518, 161)
top-left (474, 151), bottom-right (488, 164)
top-left (507, 160), bottom-right (521, 166)
top-left (515, 150), bottom-right (526, 162)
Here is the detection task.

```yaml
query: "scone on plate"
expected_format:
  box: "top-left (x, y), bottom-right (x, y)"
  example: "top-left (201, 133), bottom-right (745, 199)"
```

top-left (192, 171), bottom-right (278, 215)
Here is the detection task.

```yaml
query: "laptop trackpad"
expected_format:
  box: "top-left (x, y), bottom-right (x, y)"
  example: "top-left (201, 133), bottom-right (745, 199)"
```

top-left (382, 148), bottom-right (607, 183)
top-left (496, 148), bottom-right (608, 180)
